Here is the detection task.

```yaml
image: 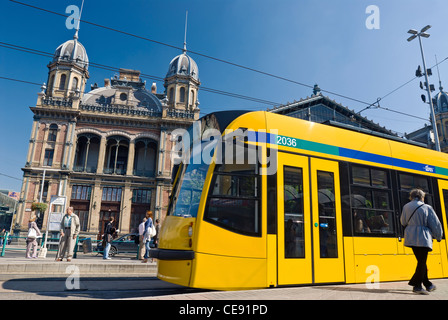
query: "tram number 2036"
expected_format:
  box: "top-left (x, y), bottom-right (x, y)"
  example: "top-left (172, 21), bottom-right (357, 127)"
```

top-left (276, 134), bottom-right (297, 147)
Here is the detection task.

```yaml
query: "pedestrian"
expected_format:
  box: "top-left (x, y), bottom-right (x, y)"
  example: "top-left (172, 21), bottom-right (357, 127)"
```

top-left (138, 217), bottom-right (147, 260)
top-left (400, 188), bottom-right (443, 294)
top-left (26, 214), bottom-right (41, 259)
top-left (103, 217), bottom-right (116, 260)
top-left (154, 219), bottom-right (160, 248)
top-left (0, 229), bottom-right (5, 247)
top-left (142, 211), bottom-right (154, 263)
top-left (55, 207), bottom-right (80, 262)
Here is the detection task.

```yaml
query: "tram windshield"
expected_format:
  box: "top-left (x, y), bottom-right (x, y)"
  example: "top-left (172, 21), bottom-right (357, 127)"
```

top-left (167, 111), bottom-right (251, 219)
top-left (168, 141), bottom-right (210, 218)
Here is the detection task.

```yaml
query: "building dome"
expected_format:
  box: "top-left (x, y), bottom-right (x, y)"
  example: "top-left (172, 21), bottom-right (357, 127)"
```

top-left (165, 52), bottom-right (199, 81)
top-left (434, 87), bottom-right (448, 113)
top-left (81, 85), bottom-right (162, 113)
top-left (52, 38), bottom-right (89, 69)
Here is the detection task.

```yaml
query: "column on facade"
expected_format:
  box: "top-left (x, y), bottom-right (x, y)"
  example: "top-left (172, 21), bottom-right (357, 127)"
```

top-left (15, 174), bottom-right (31, 231)
top-left (38, 124), bottom-right (51, 166)
top-left (61, 123), bottom-right (70, 169)
top-left (96, 136), bottom-right (107, 174)
top-left (154, 184), bottom-right (162, 221)
top-left (157, 129), bottom-right (166, 176)
top-left (26, 118), bottom-right (40, 167)
top-left (40, 179), bottom-right (53, 231)
top-left (120, 185), bottom-right (132, 234)
top-left (66, 120), bottom-right (77, 170)
top-left (88, 182), bottom-right (102, 233)
top-left (83, 137), bottom-right (91, 172)
top-left (126, 140), bottom-right (135, 176)
top-left (113, 140), bottom-right (120, 174)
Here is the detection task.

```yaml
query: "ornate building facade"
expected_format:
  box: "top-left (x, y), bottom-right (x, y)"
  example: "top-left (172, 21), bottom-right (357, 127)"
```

top-left (15, 31), bottom-right (200, 236)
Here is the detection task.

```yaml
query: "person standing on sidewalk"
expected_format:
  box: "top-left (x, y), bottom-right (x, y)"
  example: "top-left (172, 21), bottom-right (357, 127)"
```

top-left (400, 188), bottom-right (443, 294)
top-left (0, 229), bottom-right (5, 247)
top-left (142, 211), bottom-right (154, 263)
top-left (103, 217), bottom-right (117, 260)
top-left (56, 207), bottom-right (80, 262)
top-left (138, 218), bottom-right (147, 260)
top-left (26, 215), bottom-right (41, 259)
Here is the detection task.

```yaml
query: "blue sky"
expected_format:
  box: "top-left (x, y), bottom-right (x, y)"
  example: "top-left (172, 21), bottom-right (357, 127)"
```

top-left (1, 0), bottom-right (448, 192)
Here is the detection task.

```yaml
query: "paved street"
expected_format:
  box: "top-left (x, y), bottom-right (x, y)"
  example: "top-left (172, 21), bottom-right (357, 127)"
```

top-left (1, 246), bottom-right (448, 301)
top-left (0, 276), bottom-right (199, 300)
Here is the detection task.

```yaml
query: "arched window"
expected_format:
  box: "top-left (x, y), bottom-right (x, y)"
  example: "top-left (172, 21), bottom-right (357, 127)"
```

top-left (180, 87), bottom-right (185, 103)
top-left (190, 90), bottom-right (195, 105)
top-left (48, 124), bottom-right (58, 142)
top-left (444, 122), bottom-right (448, 139)
top-left (59, 74), bottom-right (66, 90)
top-left (72, 77), bottom-right (79, 91)
top-left (48, 75), bottom-right (55, 93)
top-left (169, 88), bottom-right (174, 103)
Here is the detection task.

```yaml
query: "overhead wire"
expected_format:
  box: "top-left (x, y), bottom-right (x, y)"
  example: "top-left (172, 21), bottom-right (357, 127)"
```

top-left (0, 41), bottom-right (280, 106)
top-left (0, 40), bottom-right (442, 124)
top-left (6, 0), bottom-right (448, 124)
top-left (9, 0), bottom-right (374, 107)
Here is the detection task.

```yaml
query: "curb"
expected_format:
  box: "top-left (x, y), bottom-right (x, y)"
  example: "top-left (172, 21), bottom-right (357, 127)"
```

top-left (0, 262), bottom-right (157, 275)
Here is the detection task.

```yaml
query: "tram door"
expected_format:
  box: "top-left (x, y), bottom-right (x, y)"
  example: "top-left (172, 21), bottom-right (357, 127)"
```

top-left (277, 154), bottom-right (344, 285)
top-left (437, 180), bottom-right (448, 262)
top-left (310, 158), bottom-right (345, 283)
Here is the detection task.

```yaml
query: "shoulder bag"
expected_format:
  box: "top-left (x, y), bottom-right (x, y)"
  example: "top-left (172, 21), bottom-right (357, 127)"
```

top-left (27, 227), bottom-right (37, 239)
top-left (404, 203), bottom-right (424, 230)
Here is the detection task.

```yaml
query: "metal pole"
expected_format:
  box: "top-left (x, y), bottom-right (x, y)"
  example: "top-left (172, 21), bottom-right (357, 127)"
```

top-left (39, 169), bottom-right (46, 203)
top-left (418, 34), bottom-right (441, 151)
top-left (1, 232), bottom-right (9, 257)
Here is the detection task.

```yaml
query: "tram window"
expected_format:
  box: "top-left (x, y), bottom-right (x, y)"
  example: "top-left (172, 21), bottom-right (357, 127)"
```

top-left (442, 190), bottom-right (448, 235)
top-left (398, 173), bottom-right (432, 208)
top-left (372, 169), bottom-right (388, 188)
top-left (168, 141), bottom-right (210, 218)
top-left (352, 165), bottom-right (389, 188)
top-left (352, 166), bottom-right (370, 185)
top-left (317, 171), bottom-right (338, 258)
top-left (399, 174), bottom-right (429, 193)
top-left (212, 175), bottom-right (257, 197)
top-left (284, 166), bottom-right (305, 258)
top-left (215, 141), bottom-right (257, 175)
top-left (204, 143), bottom-right (261, 236)
top-left (350, 165), bottom-right (394, 236)
top-left (205, 198), bottom-right (259, 235)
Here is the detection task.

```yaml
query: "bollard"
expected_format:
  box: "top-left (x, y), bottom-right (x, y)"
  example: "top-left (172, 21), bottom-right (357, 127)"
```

top-left (1, 232), bottom-right (9, 257)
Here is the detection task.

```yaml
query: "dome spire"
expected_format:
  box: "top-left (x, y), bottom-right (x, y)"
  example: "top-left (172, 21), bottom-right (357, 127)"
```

top-left (436, 54), bottom-right (443, 91)
top-left (73, 0), bottom-right (85, 40)
top-left (183, 10), bottom-right (188, 53)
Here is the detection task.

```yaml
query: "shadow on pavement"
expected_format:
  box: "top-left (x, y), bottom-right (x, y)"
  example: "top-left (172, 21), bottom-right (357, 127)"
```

top-left (311, 285), bottom-right (412, 296)
top-left (1, 276), bottom-right (208, 300)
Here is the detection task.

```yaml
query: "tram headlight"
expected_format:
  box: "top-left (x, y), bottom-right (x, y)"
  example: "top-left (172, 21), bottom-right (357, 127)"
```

top-left (188, 222), bottom-right (194, 237)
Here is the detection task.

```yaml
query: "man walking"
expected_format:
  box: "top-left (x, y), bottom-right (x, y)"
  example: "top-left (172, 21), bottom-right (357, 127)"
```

top-left (56, 207), bottom-right (80, 262)
top-left (401, 188), bottom-right (443, 294)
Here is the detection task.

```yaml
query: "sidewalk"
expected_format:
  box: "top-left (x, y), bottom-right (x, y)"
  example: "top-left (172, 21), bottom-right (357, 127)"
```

top-left (142, 278), bottom-right (448, 300)
top-left (1, 246), bottom-right (448, 300)
top-left (0, 246), bottom-right (157, 277)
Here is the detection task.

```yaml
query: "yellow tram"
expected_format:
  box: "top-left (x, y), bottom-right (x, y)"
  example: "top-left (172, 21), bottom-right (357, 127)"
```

top-left (150, 110), bottom-right (448, 290)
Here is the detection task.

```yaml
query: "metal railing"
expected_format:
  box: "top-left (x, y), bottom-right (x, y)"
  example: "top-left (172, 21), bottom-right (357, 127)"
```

top-left (0, 232), bottom-right (141, 258)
